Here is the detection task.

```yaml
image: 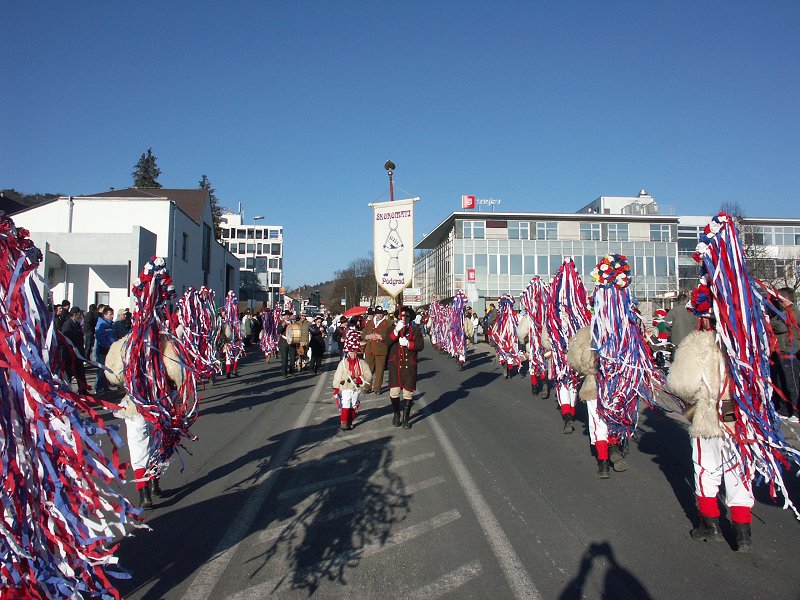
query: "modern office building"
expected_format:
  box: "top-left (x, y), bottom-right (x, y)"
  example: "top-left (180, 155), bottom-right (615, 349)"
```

top-left (414, 190), bottom-right (800, 314)
top-left (219, 211), bottom-right (284, 308)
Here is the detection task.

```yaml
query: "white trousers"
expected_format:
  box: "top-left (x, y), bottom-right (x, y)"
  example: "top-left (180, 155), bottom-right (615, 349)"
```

top-left (692, 436), bottom-right (754, 508)
top-left (125, 411), bottom-right (152, 472)
top-left (586, 399), bottom-right (608, 445)
top-left (556, 383), bottom-right (576, 408)
top-left (340, 389), bottom-right (360, 409)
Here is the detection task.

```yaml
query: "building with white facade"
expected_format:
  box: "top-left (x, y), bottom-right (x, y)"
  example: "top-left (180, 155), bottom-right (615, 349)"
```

top-left (13, 188), bottom-right (240, 311)
top-left (414, 190), bottom-right (800, 314)
top-left (219, 211), bottom-right (283, 309)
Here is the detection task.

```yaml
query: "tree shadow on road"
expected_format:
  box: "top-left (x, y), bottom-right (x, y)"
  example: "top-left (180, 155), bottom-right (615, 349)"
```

top-left (412, 371), bottom-right (501, 425)
top-left (559, 541), bottom-right (652, 600)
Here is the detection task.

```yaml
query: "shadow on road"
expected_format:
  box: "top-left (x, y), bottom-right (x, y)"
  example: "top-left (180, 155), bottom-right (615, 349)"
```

top-left (559, 541), bottom-right (652, 600)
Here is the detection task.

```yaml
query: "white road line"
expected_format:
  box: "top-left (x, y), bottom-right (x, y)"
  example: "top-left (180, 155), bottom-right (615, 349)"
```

top-left (277, 451), bottom-right (436, 499)
top-left (406, 560), bottom-right (484, 600)
top-left (227, 509), bottom-right (462, 599)
top-left (256, 475), bottom-right (447, 544)
top-left (179, 371), bottom-right (329, 600)
top-left (416, 396), bottom-right (542, 600)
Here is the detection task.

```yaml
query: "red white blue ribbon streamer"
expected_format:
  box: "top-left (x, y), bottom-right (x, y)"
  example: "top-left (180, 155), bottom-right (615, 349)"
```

top-left (490, 294), bottom-right (523, 368)
top-left (548, 257), bottom-right (590, 386)
top-left (222, 291), bottom-right (244, 366)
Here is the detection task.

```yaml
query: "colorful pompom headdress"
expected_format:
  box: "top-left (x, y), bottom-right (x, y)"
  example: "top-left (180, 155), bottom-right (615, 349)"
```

top-left (344, 328), bottom-right (361, 354)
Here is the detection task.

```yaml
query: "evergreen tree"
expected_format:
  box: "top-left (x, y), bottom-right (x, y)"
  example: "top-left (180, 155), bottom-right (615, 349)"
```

top-left (199, 174), bottom-right (224, 239)
top-left (132, 148), bottom-right (162, 188)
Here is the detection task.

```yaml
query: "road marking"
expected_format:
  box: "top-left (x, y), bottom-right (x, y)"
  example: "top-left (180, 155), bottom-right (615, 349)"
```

top-left (278, 451), bottom-right (436, 499)
top-left (406, 560), bottom-right (484, 600)
top-left (179, 371), bottom-right (329, 600)
top-left (416, 396), bottom-right (542, 600)
top-left (227, 509), bottom-right (462, 599)
top-left (256, 475), bottom-right (447, 544)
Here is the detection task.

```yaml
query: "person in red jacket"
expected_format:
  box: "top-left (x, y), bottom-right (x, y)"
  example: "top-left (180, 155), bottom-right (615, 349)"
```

top-left (384, 306), bottom-right (425, 428)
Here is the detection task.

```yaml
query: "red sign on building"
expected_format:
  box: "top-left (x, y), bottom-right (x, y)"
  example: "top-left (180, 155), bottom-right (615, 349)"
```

top-left (467, 268), bottom-right (476, 282)
top-left (461, 195), bottom-right (476, 209)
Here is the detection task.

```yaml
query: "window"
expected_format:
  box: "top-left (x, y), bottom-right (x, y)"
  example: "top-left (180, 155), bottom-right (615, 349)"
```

top-left (269, 229), bottom-right (280, 239)
top-left (202, 224), bottom-right (211, 274)
top-left (744, 226), bottom-right (773, 246)
top-left (244, 243), bottom-right (253, 254)
top-left (245, 257), bottom-right (254, 269)
top-left (256, 243), bottom-right (262, 254)
top-left (536, 222), bottom-right (557, 240)
top-left (271, 272), bottom-right (281, 285)
top-left (489, 255), bottom-right (499, 274)
top-left (238, 242), bottom-right (246, 254)
top-left (603, 223), bottom-right (629, 242)
top-left (255, 229), bottom-right (263, 239)
top-left (182, 233), bottom-right (189, 261)
top-left (268, 257), bottom-right (280, 269)
top-left (229, 242), bottom-right (237, 253)
top-left (475, 254), bottom-right (487, 272)
top-left (537, 255), bottom-right (548, 275)
top-left (220, 228), bottom-right (229, 239)
top-left (463, 221), bottom-right (485, 239)
top-left (499, 255), bottom-right (509, 275)
top-left (580, 222), bottom-right (601, 241)
top-left (236, 229), bottom-right (246, 239)
top-left (678, 238), bottom-right (696, 253)
top-left (247, 228), bottom-right (254, 239)
top-left (524, 255), bottom-right (536, 275)
top-left (510, 254), bottom-right (523, 275)
top-left (508, 221), bottom-right (530, 240)
top-left (271, 243), bottom-right (282, 255)
top-left (650, 224), bottom-right (671, 242)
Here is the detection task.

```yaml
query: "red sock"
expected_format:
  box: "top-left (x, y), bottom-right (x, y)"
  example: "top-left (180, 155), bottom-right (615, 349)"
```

top-left (226, 364), bottom-right (232, 374)
top-left (570, 405), bottom-right (576, 416)
top-left (347, 407), bottom-right (354, 423)
top-left (531, 375), bottom-right (538, 385)
top-left (596, 440), bottom-right (609, 461)
top-left (232, 360), bottom-right (238, 371)
top-left (134, 468), bottom-right (148, 491)
top-left (697, 495), bottom-right (720, 518)
top-left (340, 409), bottom-right (348, 424)
top-left (730, 506), bottom-right (752, 524)
top-left (560, 404), bottom-right (571, 416)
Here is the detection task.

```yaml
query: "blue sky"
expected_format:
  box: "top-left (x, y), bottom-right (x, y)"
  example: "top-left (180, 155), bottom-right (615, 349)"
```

top-left (3, 2), bottom-right (799, 288)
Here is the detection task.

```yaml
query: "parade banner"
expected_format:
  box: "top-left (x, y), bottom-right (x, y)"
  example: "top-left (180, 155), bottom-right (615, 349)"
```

top-left (372, 197), bottom-right (418, 298)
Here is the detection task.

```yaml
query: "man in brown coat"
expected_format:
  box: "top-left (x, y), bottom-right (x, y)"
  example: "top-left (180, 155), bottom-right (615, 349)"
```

top-left (384, 306), bottom-right (425, 428)
top-left (362, 306), bottom-right (390, 394)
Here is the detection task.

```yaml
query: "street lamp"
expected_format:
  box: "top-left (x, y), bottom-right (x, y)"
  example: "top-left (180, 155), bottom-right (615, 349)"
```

top-left (384, 160), bottom-right (395, 202)
top-left (251, 216), bottom-right (264, 311)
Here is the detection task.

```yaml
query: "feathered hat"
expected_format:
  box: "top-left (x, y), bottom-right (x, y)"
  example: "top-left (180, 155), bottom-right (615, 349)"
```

top-left (343, 328), bottom-right (361, 354)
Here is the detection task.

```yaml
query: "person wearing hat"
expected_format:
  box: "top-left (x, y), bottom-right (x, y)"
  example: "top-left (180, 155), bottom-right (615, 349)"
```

top-left (309, 315), bottom-right (327, 375)
top-left (278, 310), bottom-right (297, 378)
top-left (384, 305), bottom-right (425, 428)
top-left (361, 306), bottom-right (390, 394)
top-left (61, 306), bottom-right (91, 394)
top-left (295, 313), bottom-right (311, 372)
top-left (332, 316), bottom-right (348, 357)
top-left (332, 329), bottom-right (373, 430)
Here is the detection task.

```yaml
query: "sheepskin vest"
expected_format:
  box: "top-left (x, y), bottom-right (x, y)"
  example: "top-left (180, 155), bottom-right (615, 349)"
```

top-left (667, 330), bottom-right (728, 438)
top-left (566, 327), bottom-right (596, 401)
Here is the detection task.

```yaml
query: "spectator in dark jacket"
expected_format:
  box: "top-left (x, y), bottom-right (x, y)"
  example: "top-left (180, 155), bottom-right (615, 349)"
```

top-left (83, 304), bottom-right (99, 360)
top-left (62, 307), bottom-right (91, 393)
top-left (94, 306), bottom-right (116, 393)
top-left (113, 308), bottom-right (132, 339)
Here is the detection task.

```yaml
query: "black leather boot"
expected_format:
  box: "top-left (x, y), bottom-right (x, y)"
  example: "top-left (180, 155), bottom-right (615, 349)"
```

top-left (542, 382), bottom-right (551, 399)
top-left (598, 459), bottom-right (611, 479)
top-left (690, 517), bottom-right (723, 542)
top-left (402, 400), bottom-right (413, 429)
top-left (733, 522), bottom-right (752, 552)
top-left (139, 486), bottom-right (153, 510)
top-left (149, 478), bottom-right (162, 497)
top-left (608, 444), bottom-right (627, 472)
top-left (391, 397), bottom-right (401, 427)
top-left (562, 413), bottom-right (575, 434)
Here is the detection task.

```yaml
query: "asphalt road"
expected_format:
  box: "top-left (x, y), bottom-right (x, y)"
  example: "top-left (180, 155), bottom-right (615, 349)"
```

top-left (113, 341), bottom-right (800, 600)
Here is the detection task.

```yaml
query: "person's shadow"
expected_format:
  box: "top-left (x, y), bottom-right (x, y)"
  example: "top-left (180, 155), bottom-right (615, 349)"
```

top-left (559, 541), bottom-right (652, 599)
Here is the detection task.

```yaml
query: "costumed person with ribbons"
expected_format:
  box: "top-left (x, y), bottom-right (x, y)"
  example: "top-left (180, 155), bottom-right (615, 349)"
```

top-left (385, 305), bottom-right (425, 429)
top-left (361, 306), bottom-right (390, 393)
top-left (490, 294), bottom-right (523, 378)
top-left (668, 213), bottom-right (800, 553)
top-left (104, 258), bottom-right (199, 510)
top-left (222, 290), bottom-right (244, 378)
top-left (260, 302), bottom-right (281, 362)
top-left (333, 329), bottom-right (372, 431)
top-left (177, 286), bottom-right (219, 382)
top-left (518, 276), bottom-right (552, 397)
top-left (450, 289), bottom-right (468, 370)
top-left (548, 257), bottom-right (591, 433)
top-left (568, 254), bottom-right (665, 478)
top-left (1, 212), bottom-right (139, 598)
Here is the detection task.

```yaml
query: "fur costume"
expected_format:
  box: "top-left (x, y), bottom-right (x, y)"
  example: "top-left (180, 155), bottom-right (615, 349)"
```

top-left (566, 326), bottom-right (596, 401)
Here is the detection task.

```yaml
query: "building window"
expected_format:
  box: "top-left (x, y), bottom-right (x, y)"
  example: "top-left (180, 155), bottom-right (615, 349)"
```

top-left (489, 255), bottom-right (499, 274)
top-left (236, 229), bottom-right (246, 239)
top-left (269, 257), bottom-right (280, 269)
top-left (650, 224), bottom-right (671, 242)
top-left (238, 242), bottom-right (246, 254)
top-left (229, 242), bottom-right (237, 253)
top-left (271, 243), bottom-right (282, 255)
top-left (508, 221), bottom-right (530, 240)
top-left (245, 257), bottom-right (254, 269)
top-left (255, 229), bottom-right (263, 239)
top-left (246, 243), bottom-right (255, 254)
top-left (463, 221), bottom-right (485, 239)
top-left (271, 272), bottom-right (281, 285)
top-left (246, 228), bottom-right (255, 239)
top-left (202, 224), bottom-right (211, 274)
top-left (511, 254), bottom-right (523, 275)
top-left (536, 222), bottom-right (558, 240)
top-left (603, 223), bottom-right (629, 242)
top-left (182, 232), bottom-right (189, 261)
top-left (220, 228), bottom-right (229, 238)
top-left (580, 222), bottom-right (601, 241)
top-left (269, 229), bottom-right (280, 239)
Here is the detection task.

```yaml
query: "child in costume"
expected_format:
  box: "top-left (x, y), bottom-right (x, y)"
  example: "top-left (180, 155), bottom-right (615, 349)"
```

top-left (333, 329), bottom-right (372, 431)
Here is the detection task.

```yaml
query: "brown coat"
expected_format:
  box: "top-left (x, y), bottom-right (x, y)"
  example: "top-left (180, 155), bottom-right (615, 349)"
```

top-left (384, 322), bottom-right (424, 391)
top-left (362, 316), bottom-right (390, 357)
